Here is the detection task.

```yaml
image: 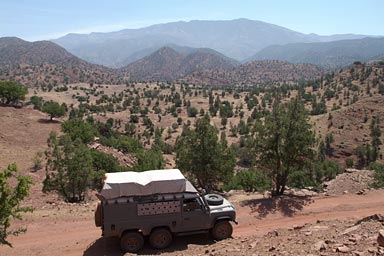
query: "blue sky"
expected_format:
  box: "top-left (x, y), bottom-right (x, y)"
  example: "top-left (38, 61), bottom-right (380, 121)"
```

top-left (1, 0), bottom-right (383, 41)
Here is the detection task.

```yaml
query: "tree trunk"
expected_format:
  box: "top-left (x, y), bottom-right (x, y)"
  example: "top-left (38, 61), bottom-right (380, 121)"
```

top-left (273, 172), bottom-right (281, 196)
top-left (279, 177), bottom-right (287, 195)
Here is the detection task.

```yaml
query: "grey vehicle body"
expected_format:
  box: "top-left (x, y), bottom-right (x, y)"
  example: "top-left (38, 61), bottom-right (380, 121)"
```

top-left (94, 169), bottom-right (237, 251)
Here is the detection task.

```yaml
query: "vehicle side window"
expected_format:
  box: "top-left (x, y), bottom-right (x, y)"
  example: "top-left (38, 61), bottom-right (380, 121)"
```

top-left (183, 198), bottom-right (202, 212)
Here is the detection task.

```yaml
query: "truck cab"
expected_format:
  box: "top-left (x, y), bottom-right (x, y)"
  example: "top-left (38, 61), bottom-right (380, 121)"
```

top-left (95, 169), bottom-right (237, 253)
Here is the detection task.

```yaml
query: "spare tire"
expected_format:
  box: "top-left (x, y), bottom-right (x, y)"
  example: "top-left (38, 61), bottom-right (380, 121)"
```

top-left (205, 194), bottom-right (224, 206)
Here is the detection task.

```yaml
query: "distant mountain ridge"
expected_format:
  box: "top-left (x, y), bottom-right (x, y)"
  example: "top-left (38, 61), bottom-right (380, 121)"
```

top-left (0, 37), bottom-right (84, 66)
top-left (0, 37), bottom-right (119, 87)
top-left (250, 37), bottom-right (384, 69)
top-left (0, 37), bottom-right (323, 86)
top-left (52, 19), bottom-right (376, 67)
top-left (120, 46), bottom-right (238, 82)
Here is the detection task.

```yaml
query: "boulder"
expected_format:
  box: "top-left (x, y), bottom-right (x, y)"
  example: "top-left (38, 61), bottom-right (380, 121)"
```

top-left (378, 229), bottom-right (384, 247)
top-left (337, 245), bottom-right (351, 253)
top-left (313, 240), bottom-right (327, 251)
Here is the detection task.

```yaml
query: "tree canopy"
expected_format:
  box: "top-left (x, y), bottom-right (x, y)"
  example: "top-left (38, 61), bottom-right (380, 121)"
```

top-left (175, 115), bottom-right (235, 192)
top-left (41, 101), bottom-right (66, 120)
top-left (0, 81), bottom-right (28, 106)
top-left (43, 132), bottom-right (94, 202)
top-left (252, 98), bottom-right (316, 195)
top-left (0, 164), bottom-right (32, 247)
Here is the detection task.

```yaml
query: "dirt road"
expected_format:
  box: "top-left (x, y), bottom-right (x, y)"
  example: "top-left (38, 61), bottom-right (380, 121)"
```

top-left (1, 189), bottom-right (383, 256)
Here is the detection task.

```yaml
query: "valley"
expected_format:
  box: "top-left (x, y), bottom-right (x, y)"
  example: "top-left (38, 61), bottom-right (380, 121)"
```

top-left (1, 12), bottom-right (384, 256)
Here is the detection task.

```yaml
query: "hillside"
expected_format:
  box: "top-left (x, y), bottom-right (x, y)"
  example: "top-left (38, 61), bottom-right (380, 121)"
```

top-left (310, 63), bottom-right (384, 166)
top-left (250, 37), bottom-right (384, 69)
top-left (1, 38), bottom-right (383, 170)
top-left (1, 61), bottom-right (384, 256)
top-left (120, 47), bottom-right (238, 82)
top-left (52, 19), bottom-right (373, 67)
top-left (0, 37), bottom-right (120, 87)
top-left (179, 60), bottom-right (324, 86)
top-left (0, 37), bottom-right (83, 66)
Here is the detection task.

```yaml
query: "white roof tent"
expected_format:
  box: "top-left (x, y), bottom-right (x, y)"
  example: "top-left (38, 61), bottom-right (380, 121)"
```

top-left (100, 169), bottom-right (197, 200)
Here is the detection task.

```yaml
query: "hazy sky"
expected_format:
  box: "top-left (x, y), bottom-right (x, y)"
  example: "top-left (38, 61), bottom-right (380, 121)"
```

top-left (1, 0), bottom-right (383, 41)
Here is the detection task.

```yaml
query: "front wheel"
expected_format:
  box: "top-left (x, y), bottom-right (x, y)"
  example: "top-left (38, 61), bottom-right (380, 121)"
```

top-left (120, 231), bottom-right (144, 253)
top-left (149, 228), bottom-right (173, 249)
top-left (211, 220), bottom-right (233, 240)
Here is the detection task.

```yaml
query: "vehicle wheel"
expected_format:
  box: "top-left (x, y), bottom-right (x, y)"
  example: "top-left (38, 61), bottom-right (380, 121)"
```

top-left (205, 194), bottom-right (224, 205)
top-left (211, 220), bottom-right (233, 240)
top-left (120, 231), bottom-right (144, 253)
top-left (149, 228), bottom-right (173, 249)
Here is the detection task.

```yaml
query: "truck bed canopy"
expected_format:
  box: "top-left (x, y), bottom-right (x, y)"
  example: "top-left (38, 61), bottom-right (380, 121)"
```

top-left (100, 169), bottom-right (196, 199)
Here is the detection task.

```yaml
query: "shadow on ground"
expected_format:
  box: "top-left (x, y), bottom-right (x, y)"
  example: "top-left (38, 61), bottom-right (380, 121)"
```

top-left (37, 118), bottom-right (61, 124)
top-left (240, 195), bottom-right (314, 218)
top-left (83, 233), bottom-right (214, 256)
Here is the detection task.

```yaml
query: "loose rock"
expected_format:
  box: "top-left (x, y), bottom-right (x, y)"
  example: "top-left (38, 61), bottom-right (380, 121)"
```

top-left (378, 229), bottom-right (384, 247)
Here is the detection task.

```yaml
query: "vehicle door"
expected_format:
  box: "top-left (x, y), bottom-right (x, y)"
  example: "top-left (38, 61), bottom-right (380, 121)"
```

top-left (180, 197), bottom-right (209, 232)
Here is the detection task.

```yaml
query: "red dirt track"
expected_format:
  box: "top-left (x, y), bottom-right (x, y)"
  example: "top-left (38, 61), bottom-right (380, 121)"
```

top-left (1, 190), bottom-right (383, 256)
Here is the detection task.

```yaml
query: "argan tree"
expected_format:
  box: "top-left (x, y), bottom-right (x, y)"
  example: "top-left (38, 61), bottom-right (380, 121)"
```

top-left (0, 164), bottom-right (32, 247)
top-left (41, 101), bottom-right (66, 121)
top-left (0, 81), bottom-right (28, 106)
top-left (253, 98), bottom-right (316, 195)
top-left (175, 115), bottom-right (235, 192)
top-left (43, 132), bottom-right (93, 202)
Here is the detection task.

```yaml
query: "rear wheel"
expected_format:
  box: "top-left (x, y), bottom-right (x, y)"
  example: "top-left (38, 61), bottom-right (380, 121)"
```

top-left (211, 220), bottom-right (233, 240)
top-left (149, 228), bottom-right (173, 249)
top-left (120, 231), bottom-right (144, 253)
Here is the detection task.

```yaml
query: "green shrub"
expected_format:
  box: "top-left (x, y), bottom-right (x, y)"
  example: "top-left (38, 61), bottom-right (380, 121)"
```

top-left (369, 162), bottom-right (384, 188)
top-left (345, 158), bottom-right (354, 168)
top-left (288, 168), bottom-right (315, 189)
top-left (314, 160), bottom-right (342, 184)
top-left (223, 169), bottom-right (271, 192)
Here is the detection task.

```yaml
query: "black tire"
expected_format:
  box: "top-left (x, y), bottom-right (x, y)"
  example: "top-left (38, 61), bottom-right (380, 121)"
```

top-left (120, 231), bottom-right (144, 253)
top-left (205, 194), bottom-right (224, 206)
top-left (211, 220), bottom-right (233, 240)
top-left (149, 228), bottom-right (173, 249)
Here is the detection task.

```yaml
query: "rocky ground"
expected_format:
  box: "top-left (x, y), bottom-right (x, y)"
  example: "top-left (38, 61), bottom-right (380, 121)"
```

top-left (196, 215), bottom-right (384, 256)
top-left (323, 169), bottom-right (374, 195)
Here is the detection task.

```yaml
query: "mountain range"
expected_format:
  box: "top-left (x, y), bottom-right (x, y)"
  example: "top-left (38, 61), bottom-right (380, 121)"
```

top-left (250, 37), bottom-right (384, 69)
top-left (2, 16), bottom-right (384, 87)
top-left (0, 36), bottom-right (323, 86)
top-left (52, 19), bottom-right (377, 68)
